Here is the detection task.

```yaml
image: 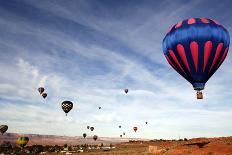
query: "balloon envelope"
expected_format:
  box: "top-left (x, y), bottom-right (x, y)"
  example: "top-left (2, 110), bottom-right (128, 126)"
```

top-left (17, 137), bottom-right (29, 148)
top-left (90, 127), bottom-right (94, 131)
top-left (38, 87), bottom-right (45, 94)
top-left (133, 127), bottom-right (138, 132)
top-left (61, 101), bottom-right (73, 116)
top-left (162, 18), bottom-right (230, 91)
top-left (93, 135), bottom-right (98, 141)
top-left (41, 93), bottom-right (47, 99)
top-left (124, 89), bottom-right (128, 94)
top-left (0, 125), bottom-right (8, 135)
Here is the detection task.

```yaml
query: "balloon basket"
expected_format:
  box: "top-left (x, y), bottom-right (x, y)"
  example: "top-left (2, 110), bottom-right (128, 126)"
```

top-left (197, 91), bottom-right (203, 99)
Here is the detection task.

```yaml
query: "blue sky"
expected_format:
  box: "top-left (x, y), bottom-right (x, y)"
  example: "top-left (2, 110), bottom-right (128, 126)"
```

top-left (0, 0), bottom-right (232, 139)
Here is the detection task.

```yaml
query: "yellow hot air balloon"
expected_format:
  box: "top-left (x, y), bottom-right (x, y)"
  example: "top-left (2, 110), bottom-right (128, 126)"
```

top-left (17, 137), bottom-right (29, 148)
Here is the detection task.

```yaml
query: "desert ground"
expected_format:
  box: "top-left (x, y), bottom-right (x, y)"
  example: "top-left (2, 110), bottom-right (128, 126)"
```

top-left (42, 137), bottom-right (232, 155)
top-left (1, 134), bottom-right (232, 154)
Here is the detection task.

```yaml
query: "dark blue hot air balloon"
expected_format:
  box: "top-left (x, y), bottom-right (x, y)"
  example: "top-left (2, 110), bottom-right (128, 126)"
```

top-left (163, 18), bottom-right (230, 99)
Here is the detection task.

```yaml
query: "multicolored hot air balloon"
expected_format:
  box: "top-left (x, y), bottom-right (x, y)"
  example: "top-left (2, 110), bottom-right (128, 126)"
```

top-left (38, 87), bottom-right (45, 94)
top-left (93, 135), bottom-right (98, 141)
top-left (133, 127), bottom-right (138, 132)
top-left (61, 101), bottom-right (73, 116)
top-left (162, 18), bottom-right (230, 99)
top-left (83, 133), bottom-right (87, 138)
top-left (0, 125), bottom-right (8, 135)
top-left (17, 137), bottom-right (29, 148)
top-left (90, 127), bottom-right (94, 131)
top-left (124, 89), bottom-right (128, 94)
top-left (41, 93), bottom-right (47, 99)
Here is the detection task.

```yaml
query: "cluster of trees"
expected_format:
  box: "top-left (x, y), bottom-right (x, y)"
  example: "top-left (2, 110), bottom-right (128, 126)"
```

top-left (0, 142), bottom-right (114, 154)
top-left (150, 138), bottom-right (188, 142)
top-left (0, 143), bottom-right (63, 154)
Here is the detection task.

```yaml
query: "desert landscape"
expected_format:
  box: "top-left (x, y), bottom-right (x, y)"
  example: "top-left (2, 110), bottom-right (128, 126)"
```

top-left (1, 134), bottom-right (232, 154)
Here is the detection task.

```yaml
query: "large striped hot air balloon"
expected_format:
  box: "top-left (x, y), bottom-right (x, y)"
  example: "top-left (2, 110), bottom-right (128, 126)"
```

top-left (163, 18), bottom-right (230, 99)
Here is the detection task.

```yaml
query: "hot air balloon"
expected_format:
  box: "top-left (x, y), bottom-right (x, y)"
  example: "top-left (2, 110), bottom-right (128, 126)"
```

top-left (83, 133), bottom-right (87, 138)
top-left (145, 121), bottom-right (148, 124)
top-left (133, 127), bottom-right (138, 132)
top-left (17, 137), bottom-right (29, 148)
top-left (120, 135), bottom-right (122, 138)
top-left (93, 135), bottom-right (98, 141)
top-left (0, 125), bottom-right (8, 135)
top-left (38, 87), bottom-right (45, 94)
top-left (41, 93), bottom-right (47, 99)
top-left (61, 101), bottom-right (73, 116)
top-left (163, 18), bottom-right (230, 99)
top-left (87, 126), bottom-right (90, 129)
top-left (123, 132), bottom-right (126, 135)
top-left (90, 127), bottom-right (94, 131)
top-left (119, 125), bottom-right (121, 128)
top-left (124, 89), bottom-right (128, 94)
top-left (98, 107), bottom-right (101, 110)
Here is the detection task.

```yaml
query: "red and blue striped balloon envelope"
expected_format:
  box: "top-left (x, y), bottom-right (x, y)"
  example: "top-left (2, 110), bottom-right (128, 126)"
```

top-left (162, 18), bottom-right (230, 98)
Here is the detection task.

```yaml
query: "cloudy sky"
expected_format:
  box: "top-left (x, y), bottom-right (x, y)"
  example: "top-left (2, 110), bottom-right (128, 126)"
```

top-left (0, 0), bottom-right (232, 139)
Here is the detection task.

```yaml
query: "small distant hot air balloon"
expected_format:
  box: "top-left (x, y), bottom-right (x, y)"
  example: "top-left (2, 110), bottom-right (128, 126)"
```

top-left (163, 18), bottom-right (230, 99)
top-left (119, 125), bottom-right (121, 128)
top-left (145, 121), bottom-right (148, 124)
top-left (98, 107), bottom-right (101, 110)
top-left (17, 137), bottom-right (29, 148)
top-left (93, 135), bottom-right (98, 141)
top-left (120, 135), bottom-right (122, 138)
top-left (0, 125), bottom-right (8, 135)
top-left (61, 101), bottom-right (73, 116)
top-left (87, 126), bottom-right (90, 129)
top-left (124, 89), bottom-right (128, 94)
top-left (38, 87), bottom-right (45, 94)
top-left (41, 93), bottom-right (47, 99)
top-left (123, 132), bottom-right (125, 135)
top-left (83, 133), bottom-right (87, 138)
top-left (90, 127), bottom-right (94, 131)
top-left (133, 127), bottom-right (138, 132)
